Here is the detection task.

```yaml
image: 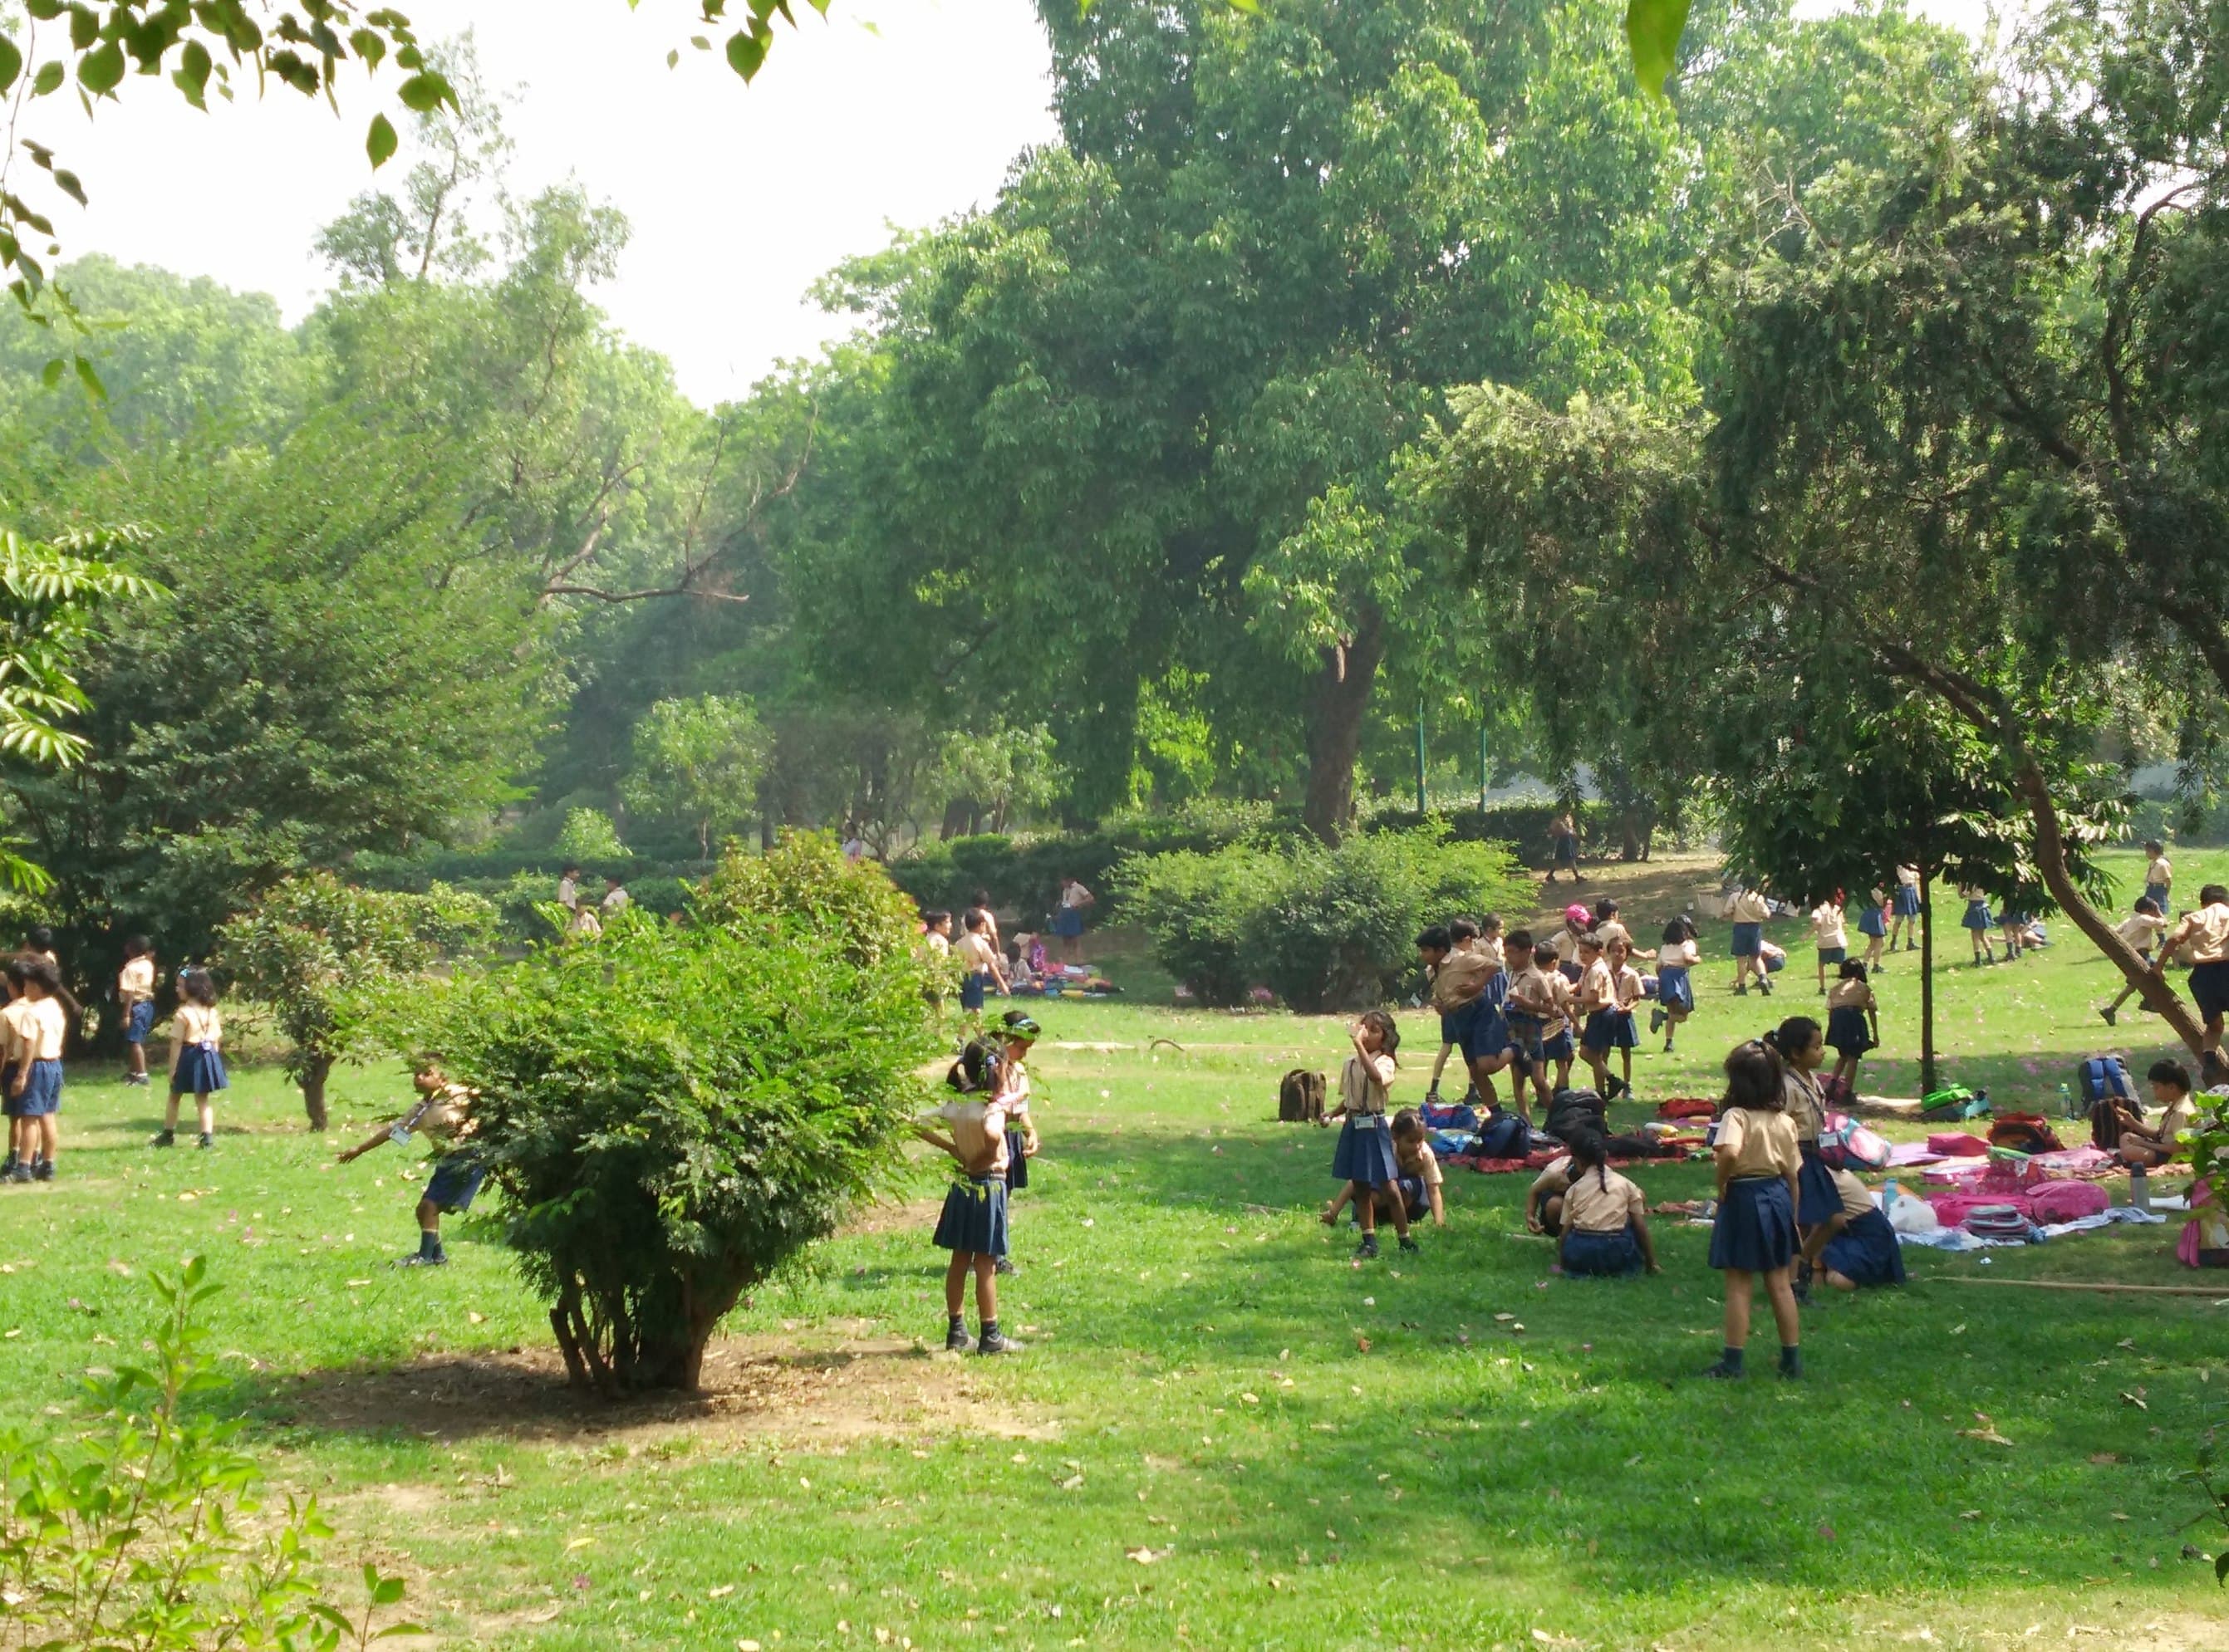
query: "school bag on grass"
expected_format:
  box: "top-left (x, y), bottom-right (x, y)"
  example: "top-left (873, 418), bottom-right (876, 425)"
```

top-left (1419, 1100), bottom-right (1480, 1131)
top-left (1987, 1113), bottom-right (2065, 1155)
top-left (1921, 1084), bottom-right (1990, 1121)
top-left (2076, 1054), bottom-right (2137, 1107)
top-left (1278, 1068), bottom-right (1327, 1124)
top-left (1818, 1112), bottom-right (1891, 1171)
top-left (1472, 1110), bottom-right (1531, 1160)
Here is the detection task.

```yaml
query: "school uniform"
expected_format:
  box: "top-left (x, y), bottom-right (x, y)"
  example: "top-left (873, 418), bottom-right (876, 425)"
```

top-left (1727, 890), bottom-right (1770, 958)
top-left (1810, 903), bottom-right (1847, 966)
top-left (2181, 901), bottom-right (2229, 1020)
top-left (1390, 1140), bottom-right (1443, 1223)
top-left (956, 932), bottom-right (999, 1012)
top-left (409, 1085), bottom-right (488, 1212)
top-left (1331, 1051), bottom-right (1400, 1187)
top-left (1559, 1165), bottom-right (1647, 1277)
top-left (1002, 1064), bottom-right (1033, 1192)
top-left (1592, 919), bottom-right (1632, 953)
top-left (169, 1002), bottom-right (228, 1097)
top-left (1784, 1067), bottom-right (1839, 1227)
top-left (1607, 963), bottom-right (1643, 1048)
top-left (119, 957), bottom-right (156, 1045)
top-left (1054, 882), bottom-right (1092, 939)
top-left (2144, 855), bottom-right (2173, 916)
top-left (1576, 957), bottom-right (1626, 1052)
top-left (1503, 964), bottom-right (1551, 1064)
top-left (1529, 1157), bottom-right (1573, 1236)
top-left (1826, 979), bottom-right (1877, 1059)
top-left (0, 1000), bottom-right (29, 1120)
top-left (1819, 1169), bottom-right (1906, 1287)
top-left (1554, 927), bottom-right (1585, 983)
top-left (1893, 868), bottom-right (1922, 918)
top-left (1539, 973), bottom-right (1577, 1063)
top-left (1957, 888), bottom-right (1995, 931)
top-left (2116, 911), bottom-right (2167, 961)
top-left (1708, 1105), bottom-right (1800, 1272)
top-left (929, 1096), bottom-right (1011, 1258)
top-left (1854, 897), bottom-right (1888, 939)
top-left (1431, 946), bottom-right (1497, 1061)
top-left (1655, 939), bottom-right (1699, 1014)
top-left (12, 997), bottom-right (66, 1118)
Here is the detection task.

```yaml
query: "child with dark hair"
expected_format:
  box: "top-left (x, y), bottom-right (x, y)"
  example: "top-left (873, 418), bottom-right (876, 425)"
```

top-left (992, 1011), bottom-right (1043, 1275)
top-left (118, 936), bottom-right (156, 1086)
top-left (1765, 1015), bottom-right (1836, 1295)
top-left (1574, 934), bottom-right (1628, 1100)
top-left (1328, 1011), bottom-right (1413, 1260)
top-left (2112, 1060), bottom-right (2197, 1169)
top-left (956, 909), bottom-right (1007, 1014)
top-left (1590, 899), bottom-right (1629, 954)
top-left (1957, 884), bottom-right (1997, 966)
top-left (1806, 1167), bottom-right (1907, 1292)
top-left (1702, 1041), bottom-right (1803, 1380)
top-left (2143, 841), bottom-right (2173, 914)
top-left (1501, 929), bottom-right (1549, 1116)
top-left (2099, 896), bottom-right (2169, 1027)
top-left (4, 955), bottom-right (69, 1182)
top-left (337, 1061), bottom-right (485, 1267)
top-left (1650, 917), bottom-right (1700, 1053)
top-left (1323, 1108), bottom-right (1447, 1232)
top-left (1418, 924), bottom-right (1479, 1105)
top-left (2155, 885), bottom-right (2229, 1083)
top-left (156, 965), bottom-right (226, 1151)
top-left (1534, 941), bottom-right (1577, 1098)
top-left (1555, 1131), bottom-right (1662, 1278)
top-left (1855, 886), bottom-right (1889, 974)
top-left (916, 1050), bottom-right (1018, 1355)
top-left (1824, 962), bottom-right (1879, 1091)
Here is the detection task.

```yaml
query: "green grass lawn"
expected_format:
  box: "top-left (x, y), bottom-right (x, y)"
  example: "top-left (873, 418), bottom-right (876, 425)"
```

top-left (2, 848), bottom-right (2227, 1649)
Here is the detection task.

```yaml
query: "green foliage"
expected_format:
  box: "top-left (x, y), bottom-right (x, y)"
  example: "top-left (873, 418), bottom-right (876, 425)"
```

top-left (218, 873), bottom-right (495, 1124)
top-left (410, 841), bottom-right (938, 1392)
top-left (621, 694), bottom-right (772, 856)
top-left (0, 1254), bottom-right (419, 1649)
top-left (1119, 826), bottom-right (1532, 1012)
top-left (554, 806), bottom-right (629, 863)
top-left (887, 812), bottom-right (1267, 921)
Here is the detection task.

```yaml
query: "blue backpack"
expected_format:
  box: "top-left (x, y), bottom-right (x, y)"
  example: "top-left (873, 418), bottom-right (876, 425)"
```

top-left (1473, 1110), bottom-right (1531, 1159)
top-left (2077, 1055), bottom-right (2136, 1107)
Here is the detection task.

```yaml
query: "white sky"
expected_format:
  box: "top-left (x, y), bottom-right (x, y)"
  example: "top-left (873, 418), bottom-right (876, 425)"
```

top-left (31, 0), bottom-right (2001, 409)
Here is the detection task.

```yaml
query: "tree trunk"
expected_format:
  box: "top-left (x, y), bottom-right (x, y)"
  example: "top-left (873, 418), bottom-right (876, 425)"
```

top-left (940, 797), bottom-right (972, 842)
top-left (300, 1051), bottom-right (333, 1133)
top-left (1918, 873), bottom-right (1937, 1097)
top-left (1301, 611), bottom-right (1386, 844)
top-left (1619, 809), bottom-right (1644, 862)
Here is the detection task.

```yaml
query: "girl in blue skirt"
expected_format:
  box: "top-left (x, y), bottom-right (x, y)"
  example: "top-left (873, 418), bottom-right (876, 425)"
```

top-left (1556, 1131), bottom-right (1662, 1278)
top-left (1957, 885), bottom-right (1996, 966)
top-left (1811, 1167), bottom-right (1907, 1292)
top-left (1702, 1041), bottom-right (1804, 1380)
top-left (1855, 889), bottom-right (1888, 974)
top-left (1328, 1010), bottom-right (1412, 1260)
top-left (917, 1065), bottom-right (1019, 1356)
top-left (1648, 918), bottom-right (1699, 1053)
top-left (1889, 866), bottom-right (1923, 953)
top-left (1766, 1016), bottom-right (1838, 1297)
top-left (1825, 962), bottom-right (1879, 1092)
top-left (990, 1012), bottom-right (1043, 1276)
top-left (4, 956), bottom-right (71, 1183)
top-left (158, 966), bottom-right (227, 1150)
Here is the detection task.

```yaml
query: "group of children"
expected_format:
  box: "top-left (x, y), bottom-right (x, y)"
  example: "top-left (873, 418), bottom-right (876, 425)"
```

top-left (917, 1009), bottom-right (1043, 1353)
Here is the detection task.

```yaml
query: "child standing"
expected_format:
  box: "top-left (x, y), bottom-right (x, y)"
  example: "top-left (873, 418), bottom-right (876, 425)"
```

top-left (1824, 962), bottom-right (1880, 1093)
top-left (1574, 934), bottom-right (1628, 1101)
top-left (916, 1051), bottom-right (1017, 1355)
top-left (0, 966), bottom-right (27, 1181)
top-left (1957, 885), bottom-right (1996, 965)
top-left (2099, 896), bottom-right (2168, 1026)
top-left (1604, 939), bottom-right (1645, 1100)
top-left (1554, 1130), bottom-right (1662, 1278)
top-left (1501, 930), bottom-right (1549, 1118)
top-left (955, 909), bottom-right (1008, 1016)
top-left (1328, 1011), bottom-right (1413, 1260)
top-left (1554, 904), bottom-right (1590, 983)
top-left (1997, 904), bottom-right (2028, 962)
top-left (1855, 888), bottom-right (1888, 974)
top-left (157, 966), bottom-right (227, 1150)
top-left (1419, 924), bottom-right (1491, 1107)
top-left (993, 1012), bottom-right (1042, 1276)
top-left (1809, 893), bottom-right (1847, 996)
top-left (1535, 941), bottom-right (1578, 1099)
top-left (1702, 1040), bottom-right (1804, 1380)
top-left (1727, 886), bottom-right (1773, 996)
top-left (336, 1062), bottom-right (486, 1267)
top-left (1649, 919), bottom-right (1700, 1053)
top-left (118, 938), bottom-right (157, 1087)
top-left (1888, 865), bottom-right (1924, 953)
top-left (5, 957), bottom-right (70, 1183)
top-left (2143, 841), bottom-right (2173, 916)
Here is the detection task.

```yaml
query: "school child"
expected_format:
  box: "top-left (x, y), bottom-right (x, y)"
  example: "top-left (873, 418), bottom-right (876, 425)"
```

top-left (1764, 1017), bottom-right (1837, 1297)
top-left (1501, 930), bottom-right (1550, 1116)
top-left (966, 889), bottom-right (1002, 956)
top-left (557, 865), bottom-right (582, 911)
top-left (3, 956), bottom-right (70, 1183)
top-left (570, 900), bottom-right (602, 939)
top-left (1327, 1010), bottom-right (1414, 1259)
top-left (0, 967), bottom-right (26, 1182)
top-left (26, 928), bottom-right (57, 969)
top-left (2099, 897), bottom-right (2168, 1026)
top-left (1524, 1150), bottom-right (1574, 1238)
top-left (1888, 865), bottom-right (1923, 952)
top-left (1604, 939), bottom-right (1645, 1099)
top-left (1957, 885), bottom-right (1996, 965)
top-left (1809, 894), bottom-right (1847, 995)
top-left (1727, 886), bottom-right (1773, 996)
top-left (1805, 1168), bottom-right (1907, 1292)
top-left (118, 936), bottom-right (156, 1086)
top-left (1574, 934), bottom-right (1632, 1101)
top-left (1546, 810), bottom-right (1582, 885)
top-left (1554, 904), bottom-right (1590, 983)
top-left (955, 909), bottom-right (1008, 1015)
top-left (1554, 1130), bottom-right (1662, 1278)
top-left (155, 965), bottom-right (226, 1150)
top-left (1323, 1109), bottom-right (1446, 1231)
top-left (1824, 962), bottom-right (1880, 1093)
top-left (2154, 884), bottom-right (2229, 1083)
top-left (1535, 942), bottom-right (1578, 1099)
top-left (1589, 900), bottom-right (1631, 955)
top-left (337, 1062), bottom-right (486, 1267)
top-left (992, 1012), bottom-right (1042, 1276)
top-left (915, 1043), bottom-right (1019, 1354)
top-left (1419, 924), bottom-right (1492, 1106)
top-left (1855, 888), bottom-right (1889, 973)
top-left (1701, 1040), bottom-right (1804, 1380)
top-left (2143, 840), bottom-right (2173, 915)
top-left (1997, 904), bottom-right (2027, 962)
top-left (1459, 913), bottom-right (1506, 972)
top-left (2112, 1059), bottom-right (2197, 1169)
top-left (1648, 919), bottom-right (1700, 1053)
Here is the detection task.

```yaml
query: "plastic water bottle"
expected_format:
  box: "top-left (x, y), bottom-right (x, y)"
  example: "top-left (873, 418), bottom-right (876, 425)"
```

top-left (1883, 1179), bottom-right (1899, 1209)
top-left (2058, 1081), bottom-right (2075, 1120)
top-left (2129, 1164), bottom-right (2151, 1213)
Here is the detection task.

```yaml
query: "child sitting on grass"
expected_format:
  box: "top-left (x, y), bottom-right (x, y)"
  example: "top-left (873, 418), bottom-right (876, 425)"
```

top-left (1804, 1167), bottom-right (1907, 1292)
top-left (336, 1062), bottom-right (485, 1267)
top-left (1323, 1108), bottom-right (1446, 1233)
top-left (2108, 1059), bottom-right (2197, 1169)
top-left (1553, 1130), bottom-right (1662, 1278)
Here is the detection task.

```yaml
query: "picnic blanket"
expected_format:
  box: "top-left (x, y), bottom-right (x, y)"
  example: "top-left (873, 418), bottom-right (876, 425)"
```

top-left (1448, 1144), bottom-right (1705, 1175)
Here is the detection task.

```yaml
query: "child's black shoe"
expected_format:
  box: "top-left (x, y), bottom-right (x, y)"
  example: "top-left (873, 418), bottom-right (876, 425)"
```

top-left (394, 1252), bottom-right (447, 1267)
top-left (1354, 1235), bottom-right (1379, 1260)
top-left (197, 1132), bottom-right (214, 1150)
top-left (976, 1328), bottom-right (1018, 1356)
top-left (1701, 1358), bottom-right (1745, 1380)
top-left (994, 1257), bottom-right (1017, 1276)
top-left (150, 1130), bottom-right (174, 1149)
top-left (945, 1321), bottom-right (972, 1353)
top-left (31, 1161), bottom-right (53, 1183)
top-left (1397, 1236), bottom-right (1421, 1254)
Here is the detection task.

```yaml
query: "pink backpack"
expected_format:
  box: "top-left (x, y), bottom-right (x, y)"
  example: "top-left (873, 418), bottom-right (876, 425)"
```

top-left (1928, 1131), bottom-right (1990, 1157)
top-left (1819, 1112), bottom-right (1891, 1171)
top-left (2025, 1181), bottom-right (2109, 1224)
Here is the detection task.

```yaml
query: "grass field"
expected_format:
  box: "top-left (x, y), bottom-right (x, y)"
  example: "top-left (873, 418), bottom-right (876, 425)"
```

top-left (3, 848), bottom-right (2227, 1650)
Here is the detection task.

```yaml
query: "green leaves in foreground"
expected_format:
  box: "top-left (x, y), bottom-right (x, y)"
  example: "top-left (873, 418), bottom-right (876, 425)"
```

top-left (1626, 0), bottom-right (1693, 98)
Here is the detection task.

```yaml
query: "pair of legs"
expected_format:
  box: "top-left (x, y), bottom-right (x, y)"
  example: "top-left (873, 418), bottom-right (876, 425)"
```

top-left (160, 1088), bottom-right (214, 1144)
top-left (1830, 1051), bottom-right (1863, 1092)
top-left (1469, 1047), bottom-right (1519, 1116)
top-left (1655, 1003), bottom-right (1689, 1052)
top-left (1968, 924), bottom-right (1995, 964)
top-left (125, 1033), bottom-right (149, 1084)
top-left (1731, 953), bottom-right (1769, 994)
top-left (1997, 923), bottom-right (2023, 960)
top-left (1580, 1041), bottom-right (1631, 1100)
top-left (1345, 1176), bottom-right (1414, 1254)
top-left (1708, 1264), bottom-right (1800, 1377)
top-left (945, 1249), bottom-right (997, 1325)
top-left (1888, 907), bottom-right (1922, 952)
top-left (5, 1114), bottom-right (54, 1177)
top-left (1322, 1183), bottom-right (1419, 1228)
top-left (1861, 931), bottom-right (1886, 973)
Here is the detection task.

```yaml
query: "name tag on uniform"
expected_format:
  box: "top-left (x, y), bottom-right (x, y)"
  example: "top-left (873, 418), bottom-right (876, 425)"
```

top-left (388, 1125), bottom-right (414, 1145)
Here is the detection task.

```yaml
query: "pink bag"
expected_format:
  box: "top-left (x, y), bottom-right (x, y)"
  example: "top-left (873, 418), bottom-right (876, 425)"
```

top-left (1929, 1191), bottom-right (2035, 1227)
top-left (2025, 1181), bottom-right (2109, 1224)
top-left (1928, 1131), bottom-right (1990, 1157)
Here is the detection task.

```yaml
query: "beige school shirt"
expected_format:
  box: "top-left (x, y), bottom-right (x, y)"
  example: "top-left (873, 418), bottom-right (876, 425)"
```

top-left (1811, 903), bottom-right (1847, 951)
top-left (2178, 900), bottom-right (2229, 964)
top-left (118, 957), bottom-right (155, 1006)
top-left (2117, 912), bottom-right (2167, 951)
top-left (925, 1097), bottom-right (1011, 1178)
top-left (1540, 972), bottom-right (1575, 1040)
top-left (2147, 855), bottom-right (2173, 890)
top-left (1562, 1165), bottom-right (1645, 1234)
top-left (171, 1002), bottom-right (221, 1052)
top-left (1338, 1051), bottom-right (1397, 1118)
top-left (1783, 1066), bottom-right (1826, 1142)
top-left (1730, 890), bottom-right (1772, 924)
top-left (957, 932), bottom-right (1000, 973)
top-left (1575, 956), bottom-right (1614, 1014)
top-left (17, 997), bottom-right (65, 1062)
top-left (406, 1082), bottom-right (479, 1145)
top-left (1830, 1168), bottom-right (1875, 1221)
top-left (0, 998), bottom-right (29, 1066)
top-left (1395, 1137), bottom-right (1444, 1188)
top-left (1717, 1105), bottom-right (1801, 1179)
top-left (1827, 978), bottom-right (1877, 1013)
top-left (1473, 934), bottom-right (1505, 971)
top-left (1430, 947), bottom-right (1496, 1012)
top-left (1592, 919), bottom-right (1632, 953)
top-left (1612, 963), bottom-right (1644, 1011)
top-left (1897, 866), bottom-right (1921, 890)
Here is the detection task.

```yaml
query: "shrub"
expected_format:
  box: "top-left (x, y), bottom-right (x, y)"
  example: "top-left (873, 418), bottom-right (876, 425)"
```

top-left (410, 840), bottom-right (940, 1394)
top-left (1117, 826), bottom-right (1532, 1012)
top-left (0, 1256), bottom-right (417, 1649)
top-left (218, 873), bottom-right (497, 1131)
top-left (554, 806), bottom-right (628, 860)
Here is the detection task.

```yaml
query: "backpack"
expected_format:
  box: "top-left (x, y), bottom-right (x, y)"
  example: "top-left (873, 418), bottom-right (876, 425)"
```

top-left (1419, 1100), bottom-right (1480, 1131)
top-left (1546, 1088), bottom-right (1609, 1145)
top-left (1472, 1109), bottom-right (1532, 1159)
top-left (1987, 1112), bottom-right (2065, 1154)
top-left (1819, 1111), bottom-right (1891, 1171)
top-left (1278, 1068), bottom-right (1327, 1124)
top-left (1921, 1084), bottom-right (1990, 1121)
top-left (946, 1040), bottom-right (1003, 1095)
top-left (2076, 1054), bottom-right (2137, 1107)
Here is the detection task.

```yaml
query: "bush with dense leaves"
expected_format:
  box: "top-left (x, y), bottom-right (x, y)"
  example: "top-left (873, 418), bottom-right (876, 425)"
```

top-left (1118, 826), bottom-right (1532, 1011)
top-left (410, 834), bottom-right (939, 1393)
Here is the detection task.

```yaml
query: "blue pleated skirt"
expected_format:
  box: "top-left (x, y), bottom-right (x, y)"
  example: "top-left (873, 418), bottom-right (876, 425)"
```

top-left (1541, 1028), bottom-right (1576, 1061)
top-left (1562, 1225), bottom-right (1644, 1277)
top-left (1332, 1114), bottom-right (1400, 1185)
top-left (1795, 1149), bottom-right (1841, 1226)
top-left (1893, 886), bottom-right (1922, 917)
top-left (1826, 1006), bottom-right (1873, 1057)
top-left (1709, 1176), bottom-right (1797, 1272)
top-left (1821, 1207), bottom-right (1907, 1287)
top-left (1961, 899), bottom-right (1994, 931)
top-left (1657, 965), bottom-right (1694, 1014)
top-left (933, 1174), bottom-right (1009, 1257)
top-left (1582, 1008), bottom-right (1637, 1051)
top-left (1004, 1128), bottom-right (1029, 1190)
top-left (171, 1042), bottom-right (228, 1096)
top-left (1856, 905), bottom-right (1887, 938)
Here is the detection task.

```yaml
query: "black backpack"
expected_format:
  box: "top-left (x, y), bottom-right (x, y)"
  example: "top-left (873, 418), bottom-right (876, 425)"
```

top-left (1546, 1087), bottom-right (1609, 1145)
top-left (1279, 1068), bottom-right (1327, 1124)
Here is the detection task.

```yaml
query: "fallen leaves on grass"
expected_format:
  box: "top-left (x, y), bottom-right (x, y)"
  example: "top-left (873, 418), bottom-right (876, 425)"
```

top-left (1355, 1336), bottom-right (1371, 1353)
top-left (1958, 1413), bottom-right (2015, 1447)
top-left (2121, 1390), bottom-right (2148, 1410)
top-left (1125, 1546), bottom-right (1169, 1565)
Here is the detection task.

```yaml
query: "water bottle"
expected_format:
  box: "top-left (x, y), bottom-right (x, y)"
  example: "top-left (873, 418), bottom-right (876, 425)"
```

top-left (2058, 1081), bottom-right (2075, 1120)
top-left (1883, 1179), bottom-right (1900, 1209)
top-left (2129, 1164), bottom-right (2151, 1213)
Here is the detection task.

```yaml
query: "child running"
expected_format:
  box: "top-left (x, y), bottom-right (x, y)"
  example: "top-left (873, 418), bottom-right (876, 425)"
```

top-left (1702, 1039), bottom-right (1804, 1380)
top-left (1419, 924), bottom-right (1493, 1108)
top-left (1327, 1010), bottom-right (1413, 1260)
top-left (916, 1042), bottom-right (1019, 1355)
top-left (118, 937), bottom-right (156, 1086)
top-left (156, 965), bottom-right (226, 1150)
top-left (1553, 1130), bottom-right (1662, 1278)
top-left (4, 957), bottom-right (69, 1183)
top-left (2099, 896), bottom-right (2168, 1027)
top-left (1649, 918), bottom-right (1700, 1053)
top-left (1824, 962), bottom-right (1880, 1093)
top-left (1957, 885), bottom-right (1996, 966)
top-left (992, 1011), bottom-right (1042, 1276)
top-left (337, 1061), bottom-right (486, 1267)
